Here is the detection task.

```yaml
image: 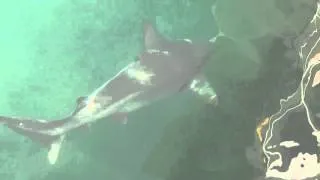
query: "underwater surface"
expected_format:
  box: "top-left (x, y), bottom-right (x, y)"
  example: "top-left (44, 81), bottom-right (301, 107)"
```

top-left (0, 0), bottom-right (320, 179)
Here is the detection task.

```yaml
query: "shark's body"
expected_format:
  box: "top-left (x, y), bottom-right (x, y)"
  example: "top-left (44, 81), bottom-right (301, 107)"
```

top-left (0, 23), bottom-right (218, 165)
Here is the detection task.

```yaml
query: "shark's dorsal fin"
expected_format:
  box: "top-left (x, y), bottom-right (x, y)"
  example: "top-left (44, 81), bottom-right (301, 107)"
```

top-left (143, 22), bottom-right (164, 50)
top-left (143, 21), bottom-right (213, 59)
top-left (76, 96), bottom-right (86, 104)
top-left (72, 96), bottom-right (87, 116)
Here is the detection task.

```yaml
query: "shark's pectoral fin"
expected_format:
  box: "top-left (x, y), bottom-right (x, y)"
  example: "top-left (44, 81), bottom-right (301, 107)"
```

top-left (188, 74), bottom-right (218, 105)
top-left (47, 135), bottom-right (65, 165)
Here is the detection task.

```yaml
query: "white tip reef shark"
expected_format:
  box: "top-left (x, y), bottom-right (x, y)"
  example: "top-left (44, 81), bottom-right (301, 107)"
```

top-left (0, 22), bottom-right (220, 165)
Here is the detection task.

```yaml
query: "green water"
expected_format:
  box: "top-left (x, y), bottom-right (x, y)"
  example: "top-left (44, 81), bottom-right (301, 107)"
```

top-left (0, 0), bottom-right (316, 179)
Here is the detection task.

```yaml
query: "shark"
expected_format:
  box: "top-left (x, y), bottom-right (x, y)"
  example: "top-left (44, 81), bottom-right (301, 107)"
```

top-left (0, 22), bottom-right (219, 165)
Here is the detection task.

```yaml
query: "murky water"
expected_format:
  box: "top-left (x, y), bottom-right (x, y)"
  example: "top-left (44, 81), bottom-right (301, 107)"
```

top-left (0, 0), bottom-right (318, 180)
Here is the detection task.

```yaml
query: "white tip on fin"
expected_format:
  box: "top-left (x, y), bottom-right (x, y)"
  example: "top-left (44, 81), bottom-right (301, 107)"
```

top-left (47, 135), bottom-right (65, 165)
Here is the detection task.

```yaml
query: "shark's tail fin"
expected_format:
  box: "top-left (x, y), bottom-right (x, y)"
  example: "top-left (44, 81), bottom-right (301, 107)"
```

top-left (0, 116), bottom-right (69, 165)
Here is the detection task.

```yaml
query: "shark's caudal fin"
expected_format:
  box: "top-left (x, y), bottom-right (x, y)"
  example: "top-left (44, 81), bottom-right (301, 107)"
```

top-left (0, 97), bottom-right (94, 164)
top-left (0, 116), bottom-right (69, 165)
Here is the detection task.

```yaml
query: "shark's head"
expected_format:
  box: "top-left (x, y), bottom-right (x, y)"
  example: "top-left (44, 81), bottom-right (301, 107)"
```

top-left (142, 22), bottom-right (213, 69)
